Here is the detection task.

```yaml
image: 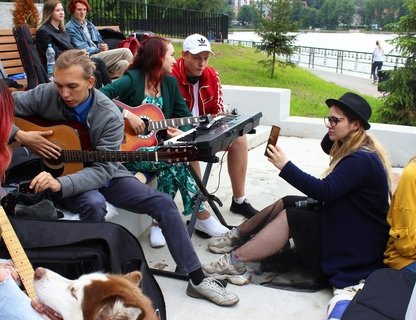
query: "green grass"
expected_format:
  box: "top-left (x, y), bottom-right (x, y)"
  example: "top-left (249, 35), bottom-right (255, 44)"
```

top-left (173, 42), bottom-right (384, 123)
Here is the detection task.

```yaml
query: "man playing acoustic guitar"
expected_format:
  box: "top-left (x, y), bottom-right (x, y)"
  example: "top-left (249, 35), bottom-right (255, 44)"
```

top-left (9, 50), bottom-right (239, 306)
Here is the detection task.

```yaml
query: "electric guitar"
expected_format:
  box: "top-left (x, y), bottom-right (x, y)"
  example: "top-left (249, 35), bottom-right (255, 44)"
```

top-left (14, 117), bottom-right (199, 177)
top-left (0, 205), bottom-right (36, 299)
top-left (113, 100), bottom-right (211, 151)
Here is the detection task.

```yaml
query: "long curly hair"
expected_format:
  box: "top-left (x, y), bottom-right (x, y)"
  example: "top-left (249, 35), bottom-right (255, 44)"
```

top-left (128, 36), bottom-right (170, 97)
top-left (0, 80), bottom-right (13, 181)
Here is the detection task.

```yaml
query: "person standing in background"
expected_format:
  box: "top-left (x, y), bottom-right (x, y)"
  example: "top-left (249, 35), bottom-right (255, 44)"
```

top-left (371, 40), bottom-right (384, 84)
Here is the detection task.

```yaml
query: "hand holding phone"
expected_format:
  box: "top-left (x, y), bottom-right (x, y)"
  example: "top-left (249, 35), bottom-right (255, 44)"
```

top-left (265, 125), bottom-right (280, 157)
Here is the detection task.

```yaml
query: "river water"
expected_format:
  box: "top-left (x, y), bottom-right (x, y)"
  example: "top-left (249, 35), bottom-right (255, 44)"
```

top-left (228, 31), bottom-right (398, 54)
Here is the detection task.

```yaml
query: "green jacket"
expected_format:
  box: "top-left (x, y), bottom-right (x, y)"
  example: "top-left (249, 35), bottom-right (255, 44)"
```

top-left (100, 69), bottom-right (192, 122)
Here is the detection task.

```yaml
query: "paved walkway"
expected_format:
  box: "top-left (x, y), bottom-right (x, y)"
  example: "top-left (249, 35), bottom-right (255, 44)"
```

top-left (306, 68), bottom-right (383, 98)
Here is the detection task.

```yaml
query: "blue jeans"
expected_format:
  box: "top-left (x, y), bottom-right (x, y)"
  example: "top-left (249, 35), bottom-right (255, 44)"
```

top-left (61, 176), bottom-right (201, 274)
top-left (371, 61), bottom-right (383, 81)
top-left (0, 270), bottom-right (43, 320)
top-left (403, 262), bottom-right (416, 273)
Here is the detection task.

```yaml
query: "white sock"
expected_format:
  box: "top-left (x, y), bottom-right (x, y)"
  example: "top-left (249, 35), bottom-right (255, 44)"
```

top-left (233, 196), bottom-right (246, 204)
top-left (196, 216), bottom-right (229, 237)
top-left (149, 225), bottom-right (166, 248)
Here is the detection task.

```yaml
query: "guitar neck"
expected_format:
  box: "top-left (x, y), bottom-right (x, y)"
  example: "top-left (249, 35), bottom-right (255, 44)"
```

top-left (148, 116), bottom-right (205, 131)
top-left (61, 145), bottom-right (198, 163)
top-left (0, 207), bottom-right (36, 299)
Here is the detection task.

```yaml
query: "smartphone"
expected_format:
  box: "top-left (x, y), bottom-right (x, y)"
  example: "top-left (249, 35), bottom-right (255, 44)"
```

top-left (264, 125), bottom-right (280, 157)
top-left (18, 180), bottom-right (34, 193)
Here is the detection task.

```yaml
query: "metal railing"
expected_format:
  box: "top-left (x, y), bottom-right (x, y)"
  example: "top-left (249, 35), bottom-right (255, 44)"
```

top-left (57, 0), bottom-right (228, 40)
top-left (225, 39), bottom-right (405, 76)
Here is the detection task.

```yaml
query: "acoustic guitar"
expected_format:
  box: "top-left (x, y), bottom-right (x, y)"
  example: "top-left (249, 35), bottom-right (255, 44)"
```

top-left (113, 100), bottom-right (211, 151)
top-left (14, 117), bottom-right (198, 177)
top-left (0, 205), bottom-right (36, 299)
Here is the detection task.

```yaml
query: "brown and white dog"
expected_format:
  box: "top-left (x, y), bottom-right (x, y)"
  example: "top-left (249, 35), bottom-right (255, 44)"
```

top-left (33, 267), bottom-right (158, 320)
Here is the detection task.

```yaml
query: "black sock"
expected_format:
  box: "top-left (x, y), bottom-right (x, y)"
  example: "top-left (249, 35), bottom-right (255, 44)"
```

top-left (189, 268), bottom-right (205, 285)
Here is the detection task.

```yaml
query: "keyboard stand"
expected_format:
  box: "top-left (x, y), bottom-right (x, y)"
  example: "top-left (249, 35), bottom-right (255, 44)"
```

top-left (186, 162), bottom-right (229, 237)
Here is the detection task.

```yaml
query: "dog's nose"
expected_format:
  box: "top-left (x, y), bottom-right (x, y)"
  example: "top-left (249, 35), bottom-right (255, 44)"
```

top-left (34, 267), bottom-right (46, 279)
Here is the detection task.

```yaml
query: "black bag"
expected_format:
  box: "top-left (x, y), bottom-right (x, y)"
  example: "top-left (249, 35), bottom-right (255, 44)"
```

top-left (0, 217), bottom-right (166, 319)
top-left (342, 268), bottom-right (416, 320)
top-left (98, 28), bottom-right (126, 49)
top-left (12, 24), bottom-right (49, 89)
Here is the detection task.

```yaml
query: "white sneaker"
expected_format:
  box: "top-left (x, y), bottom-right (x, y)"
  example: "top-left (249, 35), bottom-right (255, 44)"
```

top-left (149, 225), bottom-right (166, 248)
top-left (203, 253), bottom-right (251, 286)
top-left (208, 227), bottom-right (243, 254)
top-left (186, 277), bottom-right (239, 306)
top-left (194, 216), bottom-right (229, 237)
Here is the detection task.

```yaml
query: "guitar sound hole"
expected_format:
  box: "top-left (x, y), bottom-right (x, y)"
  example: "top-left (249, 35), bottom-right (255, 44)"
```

top-left (141, 118), bottom-right (151, 135)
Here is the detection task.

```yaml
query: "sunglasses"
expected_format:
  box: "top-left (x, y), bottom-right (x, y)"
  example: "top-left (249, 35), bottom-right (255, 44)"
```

top-left (324, 116), bottom-right (345, 127)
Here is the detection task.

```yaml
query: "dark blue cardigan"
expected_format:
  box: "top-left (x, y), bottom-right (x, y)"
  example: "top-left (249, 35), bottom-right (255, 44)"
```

top-left (280, 149), bottom-right (389, 288)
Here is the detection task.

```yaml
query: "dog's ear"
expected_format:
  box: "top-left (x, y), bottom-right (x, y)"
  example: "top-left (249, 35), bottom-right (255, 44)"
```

top-left (124, 271), bottom-right (143, 286)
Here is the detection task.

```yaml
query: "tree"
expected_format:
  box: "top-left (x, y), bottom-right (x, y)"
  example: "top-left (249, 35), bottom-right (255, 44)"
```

top-left (12, 0), bottom-right (39, 27)
top-left (255, 0), bottom-right (300, 79)
top-left (238, 5), bottom-right (252, 26)
top-left (237, 4), bottom-right (261, 27)
top-left (319, 0), bottom-right (354, 29)
top-left (378, 0), bottom-right (416, 125)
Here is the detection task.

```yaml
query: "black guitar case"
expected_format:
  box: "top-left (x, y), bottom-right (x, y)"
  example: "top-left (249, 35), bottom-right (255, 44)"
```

top-left (342, 268), bottom-right (416, 320)
top-left (12, 24), bottom-right (49, 89)
top-left (0, 217), bottom-right (166, 319)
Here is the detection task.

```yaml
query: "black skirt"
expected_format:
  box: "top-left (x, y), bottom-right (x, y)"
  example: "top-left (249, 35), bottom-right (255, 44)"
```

top-left (283, 195), bottom-right (322, 276)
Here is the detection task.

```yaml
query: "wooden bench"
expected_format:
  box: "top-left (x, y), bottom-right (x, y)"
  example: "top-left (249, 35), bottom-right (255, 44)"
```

top-left (0, 26), bottom-right (121, 89)
top-left (0, 27), bottom-right (37, 88)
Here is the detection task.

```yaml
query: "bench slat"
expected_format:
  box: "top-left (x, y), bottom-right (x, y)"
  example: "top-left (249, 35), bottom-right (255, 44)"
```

top-left (0, 26), bottom-right (118, 83)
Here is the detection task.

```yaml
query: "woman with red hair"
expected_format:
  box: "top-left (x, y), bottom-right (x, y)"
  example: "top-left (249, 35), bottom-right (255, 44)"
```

top-left (100, 36), bottom-right (229, 247)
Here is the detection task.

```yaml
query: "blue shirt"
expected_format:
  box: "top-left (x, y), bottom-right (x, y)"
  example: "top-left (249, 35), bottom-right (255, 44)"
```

top-left (68, 91), bottom-right (93, 126)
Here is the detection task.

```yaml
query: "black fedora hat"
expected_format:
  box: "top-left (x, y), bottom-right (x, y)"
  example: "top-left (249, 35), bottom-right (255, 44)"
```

top-left (325, 92), bottom-right (371, 130)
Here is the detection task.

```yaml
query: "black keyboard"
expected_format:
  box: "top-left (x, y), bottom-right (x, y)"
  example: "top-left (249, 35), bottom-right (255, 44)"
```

top-left (171, 112), bottom-right (262, 162)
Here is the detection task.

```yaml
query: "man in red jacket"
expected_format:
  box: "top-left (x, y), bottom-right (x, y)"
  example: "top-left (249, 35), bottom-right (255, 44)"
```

top-left (171, 34), bottom-right (258, 219)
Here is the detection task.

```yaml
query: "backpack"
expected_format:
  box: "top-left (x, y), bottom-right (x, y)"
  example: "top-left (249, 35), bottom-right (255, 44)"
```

top-left (0, 217), bottom-right (166, 319)
top-left (12, 24), bottom-right (49, 89)
top-left (342, 268), bottom-right (416, 320)
top-left (118, 35), bottom-right (141, 57)
top-left (98, 28), bottom-right (126, 49)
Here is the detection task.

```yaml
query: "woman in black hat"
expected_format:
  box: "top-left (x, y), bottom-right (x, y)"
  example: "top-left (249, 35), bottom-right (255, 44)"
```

top-left (203, 92), bottom-right (392, 317)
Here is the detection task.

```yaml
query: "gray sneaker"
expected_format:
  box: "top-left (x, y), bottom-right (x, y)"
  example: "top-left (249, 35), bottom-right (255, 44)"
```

top-left (208, 227), bottom-right (243, 254)
top-left (203, 253), bottom-right (251, 285)
top-left (186, 277), bottom-right (239, 306)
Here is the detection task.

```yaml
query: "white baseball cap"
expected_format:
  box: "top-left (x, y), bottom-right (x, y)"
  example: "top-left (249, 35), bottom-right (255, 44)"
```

top-left (183, 34), bottom-right (214, 55)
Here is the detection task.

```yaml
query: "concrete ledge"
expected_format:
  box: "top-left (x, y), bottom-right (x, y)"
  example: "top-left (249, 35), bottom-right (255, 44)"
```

top-left (223, 85), bottom-right (291, 125)
top-left (223, 85), bottom-right (416, 167)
